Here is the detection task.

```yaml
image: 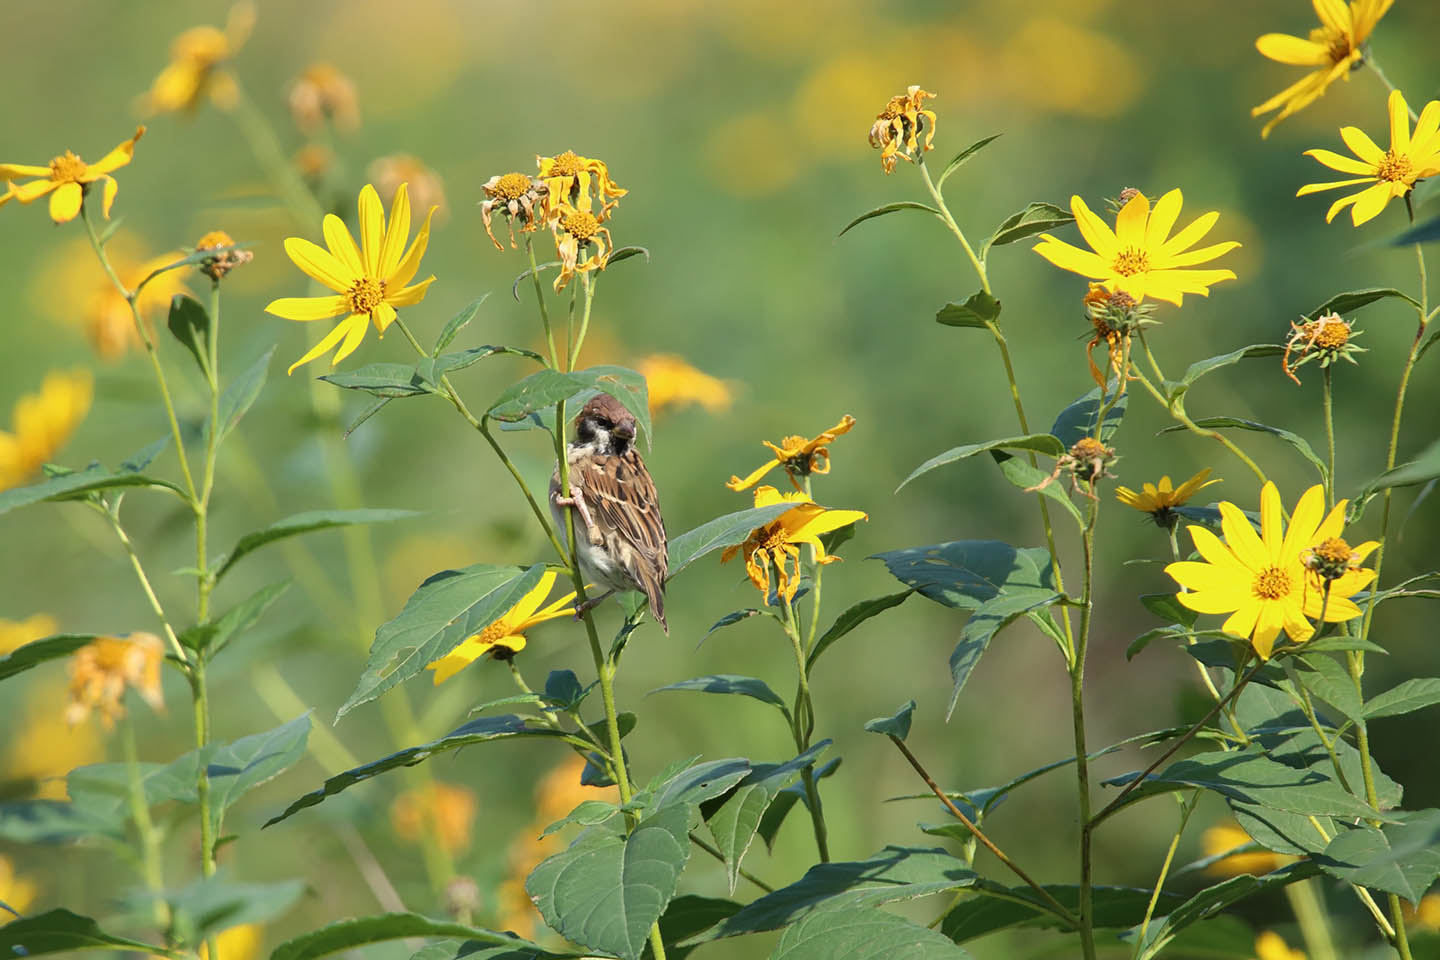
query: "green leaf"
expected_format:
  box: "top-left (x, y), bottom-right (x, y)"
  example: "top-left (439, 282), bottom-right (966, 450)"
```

top-left (0, 908), bottom-right (176, 957)
top-left (1293, 653), bottom-right (1364, 725)
top-left (1316, 809), bottom-right (1440, 903)
top-left (838, 201), bottom-right (941, 238)
top-left (0, 797), bottom-right (121, 843)
top-left (1354, 437), bottom-right (1440, 509)
top-left (647, 896), bottom-right (742, 960)
top-left (1160, 417), bottom-right (1326, 482)
top-left (685, 846), bottom-right (977, 944)
top-left (266, 714), bottom-right (564, 826)
top-left (947, 589), bottom-right (1059, 718)
top-left (411, 943), bottom-right (567, 960)
top-left (1168, 345), bottom-right (1284, 404)
top-left (942, 883), bottom-right (1174, 942)
top-left (540, 800), bottom-right (621, 837)
top-left (1365, 678), bottom-right (1440, 719)
top-left (668, 502), bottom-right (795, 576)
top-left (166, 295), bottom-right (211, 375)
top-left (200, 715), bottom-right (311, 834)
top-left (990, 451), bottom-right (1083, 525)
top-left (338, 563), bottom-right (543, 718)
top-left (269, 913), bottom-right (557, 960)
top-left (607, 245), bottom-right (651, 267)
top-left (487, 365), bottom-right (652, 449)
top-left (512, 260), bottom-right (562, 300)
top-left (1051, 385), bottom-right (1127, 447)
top-left (1129, 862), bottom-right (1318, 960)
top-left (981, 201), bottom-right (1074, 255)
top-left (934, 291), bottom-right (1002, 329)
top-left (0, 634), bottom-right (96, 682)
top-left (0, 463), bottom-right (185, 515)
top-left (545, 669), bottom-right (587, 710)
top-left (526, 803), bottom-right (692, 960)
top-left (433, 294), bottom-right (489, 354)
top-left (757, 758), bottom-right (840, 851)
top-left (897, 435), bottom-right (1062, 492)
top-left (700, 608), bottom-right (767, 645)
top-left (642, 759), bottom-right (753, 812)
top-left (650, 674), bottom-right (788, 711)
top-left (435, 344), bottom-right (545, 374)
top-left (214, 508), bottom-right (417, 583)
top-left (149, 875), bottom-right (304, 947)
top-left (179, 581), bottom-right (289, 655)
top-left (320, 363), bottom-right (441, 399)
top-left (935, 134), bottom-right (1001, 188)
top-left (771, 908), bottom-right (972, 959)
top-left (1139, 593), bottom-right (1198, 628)
top-left (208, 347), bottom-right (273, 446)
top-left (864, 700), bottom-right (916, 740)
top-left (807, 591), bottom-right (912, 670)
top-left (1306, 287), bottom-right (1419, 321)
top-left (344, 398), bottom-right (391, 437)
top-left (1393, 215), bottom-right (1440, 246)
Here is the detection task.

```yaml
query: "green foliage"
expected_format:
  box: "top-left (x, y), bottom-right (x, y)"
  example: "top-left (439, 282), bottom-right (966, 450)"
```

top-left (980, 201), bottom-right (1075, 255)
top-left (166, 294), bottom-right (211, 375)
top-left (1316, 809), bottom-right (1440, 903)
top-left (268, 913), bottom-right (561, 960)
top-left (864, 700), bottom-right (916, 740)
top-left (837, 201), bottom-right (941, 237)
top-left (1160, 416), bottom-right (1326, 482)
top-left (650, 674), bottom-right (789, 712)
top-left (0, 462), bottom-right (185, 515)
top-left (1305, 286), bottom-right (1419, 321)
top-left (208, 347), bottom-right (274, 446)
top-left (0, 634), bottom-right (98, 683)
top-left (214, 508), bottom-right (416, 583)
top-left (1125, 862), bottom-right (1319, 960)
top-left (667, 502), bottom-right (795, 575)
top-left (897, 434), bottom-right (1062, 492)
top-left (487, 365), bottom-right (651, 447)
top-left (1051, 385), bottom-right (1126, 446)
top-left (1166, 344), bottom-right (1283, 405)
top-left (179, 581), bottom-right (289, 655)
top-left (934, 134), bottom-right (1001, 188)
top-left (807, 590), bottom-right (912, 670)
top-left (771, 908), bottom-right (973, 959)
top-left (934, 291), bottom-right (1001, 329)
top-left (0, 908), bottom-right (174, 957)
top-left (941, 884), bottom-right (1176, 942)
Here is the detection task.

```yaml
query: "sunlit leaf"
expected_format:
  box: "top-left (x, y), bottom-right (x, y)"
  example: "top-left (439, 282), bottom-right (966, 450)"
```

top-left (837, 201), bottom-right (941, 238)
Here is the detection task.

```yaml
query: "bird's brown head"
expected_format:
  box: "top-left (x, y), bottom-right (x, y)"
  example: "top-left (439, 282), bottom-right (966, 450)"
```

top-left (575, 393), bottom-right (637, 453)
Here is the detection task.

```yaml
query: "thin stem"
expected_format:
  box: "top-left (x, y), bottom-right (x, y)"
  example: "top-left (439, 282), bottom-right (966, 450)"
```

top-left (917, 158), bottom-right (989, 294)
top-left (525, 236), bottom-right (560, 369)
top-left (888, 736), bottom-right (1079, 927)
top-left (1132, 793), bottom-right (1198, 960)
top-left (689, 832), bottom-right (775, 893)
top-left (1072, 497), bottom-right (1099, 960)
top-left (1286, 879), bottom-right (1339, 960)
top-left (122, 720), bottom-right (170, 933)
top-left (94, 503), bottom-right (188, 666)
top-left (781, 591), bottom-right (829, 862)
top-left (191, 657), bottom-right (215, 878)
top-left (1364, 57), bottom-right (1419, 122)
top-left (1322, 367), bottom-right (1336, 509)
top-left (570, 273), bottom-right (597, 370)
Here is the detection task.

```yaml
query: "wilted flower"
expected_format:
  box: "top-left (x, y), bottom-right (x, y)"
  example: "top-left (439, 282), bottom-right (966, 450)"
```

top-left (727, 415), bottom-right (856, 492)
top-left (1116, 469), bottom-right (1220, 529)
top-left (390, 781), bottom-right (477, 855)
top-left (426, 571), bottom-right (576, 682)
top-left (288, 63), bottom-right (360, 134)
top-left (0, 128), bottom-right (144, 223)
top-left (722, 485), bottom-right (868, 603)
top-left (638, 355), bottom-right (732, 418)
top-left (480, 172), bottom-right (548, 250)
top-left (1283, 311), bottom-right (1364, 384)
top-left (65, 633), bottom-right (166, 729)
top-left (266, 183), bottom-right (437, 374)
top-left (551, 202), bottom-right (613, 293)
top-left (536, 150), bottom-right (626, 222)
top-left (195, 230), bottom-right (251, 281)
top-left (0, 370), bottom-right (93, 491)
top-left (369, 154), bottom-right (448, 223)
top-left (869, 85), bottom-right (937, 173)
top-left (141, 2), bottom-right (254, 114)
top-left (1082, 284), bottom-right (1149, 391)
top-left (1299, 89), bottom-right (1440, 226)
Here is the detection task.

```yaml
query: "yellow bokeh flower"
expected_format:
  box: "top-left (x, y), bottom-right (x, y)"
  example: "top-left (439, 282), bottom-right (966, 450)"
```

top-left (288, 63), bottom-right (360, 134)
top-left (389, 781), bottom-right (477, 855)
top-left (869, 85), bottom-right (937, 174)
top-left (0, 370), bottom-right (93, 492)
top-left (0, 614), bottom-right (57, 657)
top-left (551, 202), bottom-right (613, 294)
top-left (426, 571), bottom-right (576, 683)
top-left (1202, 822), bottom-right (1294, 877)
top-left (0, 855), bottom-right (36, 923)
top-left (1298, 89), bottom-right (1440, 226)
top-left (65, 633), bottom-right (166, 729)
top-left (1402, 892), bottom-right (1440, 932)
top-left (638, 354), bottom-right (733, 418)
top-left (536, 150), bottom-right (626, 223)
top-left (141, 2), bottom-right (254, 114)
top-left (1034, 190), bottom-right (1239, 307)
top-left (1253, 0), bottom-right (1393, 139)
top-left (266, 183), bottom-right (437, 375)
top-left (1115, 469), bottom-right (1220, 528)
top-left (721, 486), bottom-right (868, 603)
top-left (198, 924), bottom-right (262, 960)
top-left (1166, 483), bottom-right (1377, 660)
top-left (6, 677), bottom-right (104, 800)
top-left (1254, 931), bottom-right (1307, 960)
top-left (369, 155), bottom-right (447, 223)
top-left (727, 415), bottom-right (856, 492)
top-left (0, 128), bottom-right (144, 224)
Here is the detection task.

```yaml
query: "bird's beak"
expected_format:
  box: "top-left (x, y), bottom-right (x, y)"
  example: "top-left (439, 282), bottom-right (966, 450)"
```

top-left (614, 421), bottom-right (636, 441)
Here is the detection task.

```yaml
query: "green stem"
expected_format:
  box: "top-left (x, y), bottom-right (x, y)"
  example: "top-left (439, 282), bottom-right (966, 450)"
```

top-left (525, 236), bottom-right (560, 369)
top-left (94, 503), bottom-right (188, 665)
top-left (917, 159), bottom-right (989, 294)
top-left (571, 272), bottom-right (597, 370)
top-left (1132, 793), bottom-right (1198, 960)
top-left (122, 720), bottom-right (170, 933)
top-left (1072, 497), bottom-right (1099, 960)
top-left (230, 85), bottom-right (325, 226)
top-left (1364, 57), bottom-right (1419, 122)
top-left (781, 591), bottom-right (829, 862)
top-left (191, 658), bottom-right (215, 879)
top-left (1322, 367), bottom-right (1336, 509)
top-left (1286, 879), bottom-right (1340, 960)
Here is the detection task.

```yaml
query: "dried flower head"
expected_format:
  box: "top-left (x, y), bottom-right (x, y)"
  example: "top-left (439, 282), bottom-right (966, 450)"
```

top-left (869, 85), bottom-right (937, 173)
top-left (551, 203), bottom-right (613, 293)
top-left (1304, 535), bottom-right (1377, 583)
top-left (1027, 436), bottom-right (1117, 499)
top-left (1082, 284), bottom-right (1152, 392)
top-left (1283, 311), bottom-right (1364, 384)
top-left (369, 154), bottom-right (448, 223)
top-left (536, 151), bottom-right (626, 223)
top-left (480, 172), bottom-right (548, 250)
top-left (65, 633), bottom-right (165, 728)
top-left (288, 63), bottom-right (360, 134)
top-left (195, 230), bottom-right (251, 281)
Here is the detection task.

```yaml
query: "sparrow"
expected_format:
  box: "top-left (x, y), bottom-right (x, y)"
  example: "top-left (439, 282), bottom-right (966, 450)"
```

top-left (550, 393), bottom-right (669, 632)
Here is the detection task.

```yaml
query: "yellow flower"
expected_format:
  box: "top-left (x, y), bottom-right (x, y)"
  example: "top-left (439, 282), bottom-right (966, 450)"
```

top-left (1166, 483), bottom-right (1377, 660)
top-left (1033, 190), bottom-right (1239, 307)
top-left (369, 155), bottom-right (447, 223)
top-left (0, 855), bottom-right (36, 923)
top-left (6, 677), bottom-right (104, 800)
top-left (727, 415), bottom-right (856, 492)
top-left (34, 238), bottom-right (187, 360)
top-left (480, 172), bottom-right (548, 250)
top-left (1254, 931), bottom-right (1307, 960)
top-left (637, 354), bottom-right (733, 418)
top-left (426, 571), bottom-right (576, 682)
top-left (65, 633), bottom-right (166, 729)
top-left (1253, 0), bottom-right (1393, 139)
top-left (389, 782), bottom-right (477, 855)
top-left (288, 63), bottom-right (360, 134)
top-left (1403, 892), bottom-right (1440, 932)
top-left (1298, 89), bottom-right (1440, 226)
top-left (0, 128), bottom-right (144, 223)
top-left (721, 486), bottom-right (868, 603)
top-left (0, 614), bottom-right (57, 657)
top-left (199, 924), bottom-right (262, 960)
top-left (0, 370), bottom-right (93, 492)
top-left (1115, 469), bottom-right (1220, 528)
top-left (1202, 822), bottom-right (1294, 877)
top-left (266, 183), bottom-right (437, 375)
top-left (869, 85), bottom-right (937, 174)
top-left (536, 150), bottom-right (626, 223)
top-left (551, 202), bottom-right (613, 293)
top-left (141, 2), bottom-right (254, 114)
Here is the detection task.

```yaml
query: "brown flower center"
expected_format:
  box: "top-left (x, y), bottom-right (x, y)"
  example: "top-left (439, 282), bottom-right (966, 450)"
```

top-left (493, 172), bottom-right (532, 200)
top-left (1252, 565), bottom-right (1292, 600)
top-left (562, 210), bottom-right (600, 241)
top-left (548, 150), bottom-right (584, 177)
top-left (758, 527), bottom-right (791, 551)
top-left (49, 151), bottom-right (88, 183)
top-left (1112, 247), bottom-right (1150, 277)
top-left (1313, 319), bottom-right (1350, 349)
top-left (1309, 25), bottom-right (1353, 64)
top-left (1376, 149), bottom-right (1413, 183)
top-left (346, 276), bottom-right (385, 313)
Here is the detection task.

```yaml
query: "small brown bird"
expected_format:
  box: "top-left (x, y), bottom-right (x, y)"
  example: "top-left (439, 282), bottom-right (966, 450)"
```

top-left (550, 394), bottom-right (669, 632)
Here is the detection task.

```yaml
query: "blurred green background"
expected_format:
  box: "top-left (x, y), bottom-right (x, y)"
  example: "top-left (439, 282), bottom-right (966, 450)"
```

top-left (3, 1), bottom-right (1440, 956)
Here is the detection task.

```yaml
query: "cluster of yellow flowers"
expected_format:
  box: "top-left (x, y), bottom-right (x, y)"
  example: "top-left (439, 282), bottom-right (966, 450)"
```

top-left (389, 781), bottom-right (478, 855)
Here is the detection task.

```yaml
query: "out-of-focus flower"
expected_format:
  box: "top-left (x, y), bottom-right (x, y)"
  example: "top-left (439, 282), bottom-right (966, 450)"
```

top-left (1202, 821), bottom-right (1295, 877)
top-left (1117, 470), bottom-right (1219, 529)
top-left (1299, 89), bottom-right (1440, 227)
top-left (426, 572), bottom-right (576, 682)
top-left (141, 2), bottom-right (254, 114)
top-left (551, 202), bottom-right (612, 293)
top-left (536, 151), bottom-right (626, 223)
top-left (6, 677), bottom-right (104, 800)
top-left (0, 371), bottom-right (93, 492)
top-left (480, 173), bottom-right (548, 250)
top-left (1034, 190), bottom-right (1239, 307)
top-left (0, 128), bottom-right (144, 223)
top-left (638, 355), bottom-right (732, 418)
top-left (389, 782), bottom-right (476, 855)
top-left (1253, 0), bottom-right (1393, 138)
top-left (369, 155), bottom-right (447, 223)
top-left (65, 633), bottom-right (165, 729)
top-left (1254, 931), bottom-right (1307, 960)
top-left (33, 236), bottom-right (187, 360)
top-left (199, 923), bottom-right (262, 960)
top-left (1283, 311), bottom-right (1364, 384)
top-left (869, 85), bottom-right (936, 174)
top-left (0, 614), bottom-right (57, 657)
top-left (288, 63), bottom-right (359, 134)
top-left (1166, 484), bottom-right (1375, 659)
top-left (0, 855), bottom-right (36, 923)
top-left (727, 415), bottom-right (855, 492)
top-left (266, 183), bottom-right (437, 374)
top-left (703, 111), bottom-right (801, 196)
top-left (195, 230), bottom-right (251, 282)
top-left (295, 145), bottom-right (334, 183)
top-left (1403, 892), bottom-right (1440, 931)
top-left (722, 485), bottom-right (867, 603)
top-left (997, 19), bottom-right (1142, 119)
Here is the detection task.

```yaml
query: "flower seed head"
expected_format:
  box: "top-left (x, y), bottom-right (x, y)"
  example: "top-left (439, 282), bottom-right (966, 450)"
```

top-left (195, 229), bottom-right (251, 280)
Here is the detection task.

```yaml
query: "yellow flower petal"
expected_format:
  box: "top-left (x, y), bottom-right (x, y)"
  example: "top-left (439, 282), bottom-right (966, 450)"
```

top-left (1298, 177), bottom-right (1378, 197)
top-left (357, 184), bottom-right (384, 276)
top-left (1159, 209), bottom-right (1218, 256)
top-left (48, 182), bottom-right (83, 223)
top-left (1033, 237), bottom-right (1111, 278)
top-left (1255, 32), bottom-right (1330, 66)
top-left (1219, 501), bottom-right (1267, 571)
top-left (727, 459), bottom-right (781, 491)
top-left (283, 236), bottom-right (353, 292)
top-left (322, 214), bottom-right (364, 277)
top-left (287, 314), bottom-right (364, 375)
top-left (266, 294), bottom-right (348, 321)
top-left (388, 206), bottom-right (437, 290)
top-left (1349, 181), bottom-right (1394, 225)
top-left (1339, 126), bottom-right (1386, 166)
top-left (387, 276), bottom-right (435, 308)
top-left (0, 163), bottom-right (51, 178)
top-left (1144, 190), bottom-right (1184, 249)
top-left (377, 182), bottom-right (411, 278)
top-left (1389, 89), bottom-right (1411, 157)
top-left (1069, 195), bottom-right (1118, 258)
top-left (1113, 191), bottom-right (1150, 248)
top-left (1222, 600), bottom-right (1264, 648)
top-left (85, 128), bottom-right (145, 177)
top-left (330, 312), bottom-right (372, 367)
top-left (1281, 484), bottom-right (1326, 559)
